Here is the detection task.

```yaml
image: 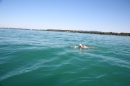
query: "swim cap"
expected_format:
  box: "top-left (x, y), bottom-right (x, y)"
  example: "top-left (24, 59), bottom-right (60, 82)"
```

top-left (79, 44), bottom-right (82, 46)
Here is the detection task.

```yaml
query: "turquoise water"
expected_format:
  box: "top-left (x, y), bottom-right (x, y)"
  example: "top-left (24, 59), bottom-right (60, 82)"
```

top-left (0, 29), bottom-right (130, 86)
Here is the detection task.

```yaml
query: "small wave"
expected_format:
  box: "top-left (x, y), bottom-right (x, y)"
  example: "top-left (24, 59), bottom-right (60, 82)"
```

top-left (59, 76), bottom-right (94, 86)
top-left (87, 52), bottom-right (130, 69)
top-left (95, 74), bottom-right (107, 79)
top-left (0, 58), bottom-right (56, 81)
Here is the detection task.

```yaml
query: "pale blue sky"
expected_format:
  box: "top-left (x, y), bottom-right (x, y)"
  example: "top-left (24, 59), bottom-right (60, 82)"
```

top-left (0, 0), bottom-right (130, 32)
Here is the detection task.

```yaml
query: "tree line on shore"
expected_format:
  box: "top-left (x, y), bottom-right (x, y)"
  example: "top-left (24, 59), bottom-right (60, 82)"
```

top-left (1, 27), bottom-right (130, 36)
top-left (46, 29), bottom-right (130, 36)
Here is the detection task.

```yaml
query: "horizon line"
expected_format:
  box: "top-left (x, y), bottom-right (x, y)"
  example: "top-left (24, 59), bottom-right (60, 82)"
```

top-left (0, 27), bottom-right (130, 34)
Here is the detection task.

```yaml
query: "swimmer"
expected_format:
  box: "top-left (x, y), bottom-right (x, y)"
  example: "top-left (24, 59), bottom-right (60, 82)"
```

top-left (79, 44), bottom-right (88, 49)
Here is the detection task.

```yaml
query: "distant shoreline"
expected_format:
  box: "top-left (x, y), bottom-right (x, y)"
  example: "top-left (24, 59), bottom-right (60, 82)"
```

top-left (1, 27), bottom-right (130, 36)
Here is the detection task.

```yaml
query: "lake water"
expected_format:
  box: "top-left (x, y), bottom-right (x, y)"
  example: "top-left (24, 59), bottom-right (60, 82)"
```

top-left (0, 28), bottom-right (130, 86)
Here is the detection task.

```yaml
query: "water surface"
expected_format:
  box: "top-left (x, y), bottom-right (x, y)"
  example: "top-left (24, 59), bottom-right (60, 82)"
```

top-left (0, 29), bottom-right (130, 86)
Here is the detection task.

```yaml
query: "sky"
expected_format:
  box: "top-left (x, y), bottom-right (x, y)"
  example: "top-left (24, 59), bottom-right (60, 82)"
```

top-left (0, 0), bottom-right (130, 33)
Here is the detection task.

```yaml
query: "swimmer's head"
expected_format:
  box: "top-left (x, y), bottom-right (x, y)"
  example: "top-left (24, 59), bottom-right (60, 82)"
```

top-left (79, 44), bottom-right (82, 46)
